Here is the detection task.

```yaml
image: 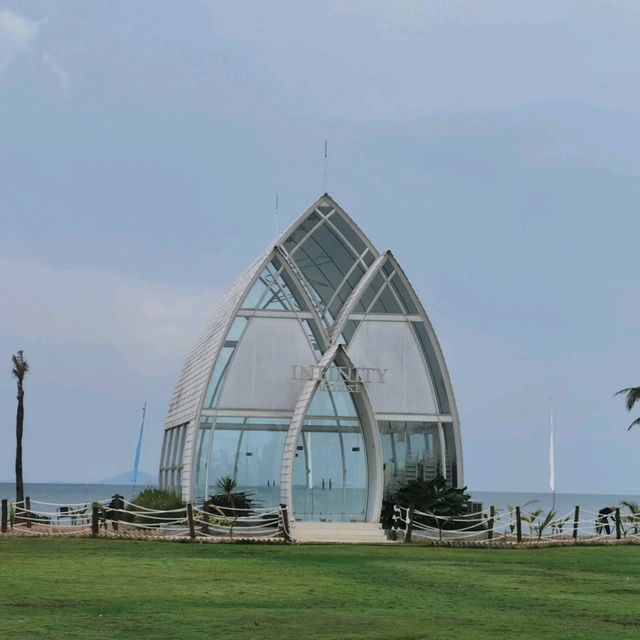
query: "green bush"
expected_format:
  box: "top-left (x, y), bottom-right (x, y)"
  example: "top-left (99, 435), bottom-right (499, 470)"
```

top-left (126, 488), bottom-right (185, 526)
top-left (209, 477), bottom-right (255, 514)
top-left (381, 475), bottom-right (482, 531)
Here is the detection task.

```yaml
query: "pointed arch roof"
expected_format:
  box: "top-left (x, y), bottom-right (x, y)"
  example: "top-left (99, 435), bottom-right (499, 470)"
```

top-left (164, 193), bottom-right (373, 429)
top-left (164, 246), bottom-right (272, 428)
top-left (163, 193), bottom-right (458, 433)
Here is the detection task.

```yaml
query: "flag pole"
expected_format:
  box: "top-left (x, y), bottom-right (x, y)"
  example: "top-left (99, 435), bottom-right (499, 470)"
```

top-left (132, 401), bottom-right (147, 494)
top-left (549, 399), bottom-right (556, 512)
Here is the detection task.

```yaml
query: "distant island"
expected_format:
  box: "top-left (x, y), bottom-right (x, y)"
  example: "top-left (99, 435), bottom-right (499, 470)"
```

top-left (97, 470), bottom-right (157, 486)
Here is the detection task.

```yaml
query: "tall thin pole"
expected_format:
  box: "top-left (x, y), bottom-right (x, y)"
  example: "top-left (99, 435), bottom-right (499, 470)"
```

top-left (132, 401), bottom-right (147, 493)
top-left (323, 139), bottom-right (328, 193)
top-left (549, 399), bottom-right (556, 512)
top-left (275, 193), bottom-right (279, 236)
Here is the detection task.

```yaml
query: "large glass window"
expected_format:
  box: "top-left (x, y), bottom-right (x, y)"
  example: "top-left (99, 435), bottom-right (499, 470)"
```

top-left (379, 421), bottom-right (456, 493)
top-left (292, 366), bottom-right (367, 522)
top-left (241, 261), bottom-right (307, 311)
top-left (286, 219), bottom-right (370, 323)
top-left (389, 274), bottom-right (419, 314)
top-left (160, 423), bottom-right (187, 492)
top-left (369, 284), bottom-right (403, 313)
top-left (193, 415), bottom-right (291, 505)
top-left (193, 419), bottom-right (213, 501)
top-left (411, 322), bottom-right (451, 414)
top-left (356, 272), bottom-right (385, 312)
top-left (280, 213), bottom-right (381, 327)
top-left (442, 423), bottom-right (458, 485)
top-left (283, 211), bottom-right (322, 254)
top-left (302, 319), bottom-right (325, 358)
top-left (202, 317), bottom-right (248, 409)
top-left (341, 319), bottom-right (360, 344)
top-left (326, 214), bottom-right (366, 255)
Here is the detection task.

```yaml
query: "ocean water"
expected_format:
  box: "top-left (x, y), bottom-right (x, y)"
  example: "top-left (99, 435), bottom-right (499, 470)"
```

top-left (1, 483), bottom-right (638, 521)
top-left (0, 482), bottom-right (149, 505)
top-left (470, 491), bottom-right (640, 520)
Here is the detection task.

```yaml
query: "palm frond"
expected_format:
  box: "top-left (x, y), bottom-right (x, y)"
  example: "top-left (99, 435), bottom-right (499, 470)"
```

top-left (11, 350), bottom-right (29, 381)
top-left (620, 500), bottom-right (640, 514)
top-left (627, 416), bottom-right (640, 431)
top-left (615, 386), bottom-right (640, 412)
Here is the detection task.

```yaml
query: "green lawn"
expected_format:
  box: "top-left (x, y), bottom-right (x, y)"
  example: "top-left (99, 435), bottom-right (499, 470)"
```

top-left (0, 539), bottom-right (638, 639)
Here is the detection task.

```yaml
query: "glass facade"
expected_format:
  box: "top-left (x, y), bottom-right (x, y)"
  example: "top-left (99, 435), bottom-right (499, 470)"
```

top-left (202, 317), bottom-right (248, 409)
top-left (282, 207), bottom-right (375, 328)
top-left (161, 195), bottom-right (462, 525)
top-left (159, 423), bottom-right (187, 491)
top-left (193, 415), bottom-right (290, 504)
top-left (379, 420), bottom-right (450, 494)
top-left (292, 365), bottom-right (368, 521)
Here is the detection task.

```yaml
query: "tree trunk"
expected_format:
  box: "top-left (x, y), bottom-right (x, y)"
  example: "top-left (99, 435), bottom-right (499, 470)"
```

top-left (15, 382), bottom-right (24, 504)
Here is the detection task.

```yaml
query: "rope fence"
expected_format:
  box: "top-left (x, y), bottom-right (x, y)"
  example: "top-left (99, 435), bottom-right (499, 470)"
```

top-left (0, 496), bottom-right (291, 543)
top-left (3, 495), bottom-right (640, 546)
top-left (392, 503), bottom-right (640, 545)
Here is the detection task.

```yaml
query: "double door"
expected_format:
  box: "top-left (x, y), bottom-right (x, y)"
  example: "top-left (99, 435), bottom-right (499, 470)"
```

top-left (292, 430), bottom-right (367, 522)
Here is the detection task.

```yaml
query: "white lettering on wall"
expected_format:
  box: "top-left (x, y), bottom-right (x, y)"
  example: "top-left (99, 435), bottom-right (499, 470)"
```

top-left (291, 364), bottom-right (390, 392)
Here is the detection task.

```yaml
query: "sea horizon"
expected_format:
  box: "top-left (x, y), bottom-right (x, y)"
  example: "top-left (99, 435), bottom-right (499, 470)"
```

top-left (1, 482), bottom-right (638, 521)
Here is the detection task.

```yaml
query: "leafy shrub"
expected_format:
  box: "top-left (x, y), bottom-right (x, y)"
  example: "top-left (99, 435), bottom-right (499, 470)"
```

top-left (382, 475), bottom-right (481, 531)
top-left (126, 488), bottom-right (185, 526)
top-left (621, 500), bottom-right (640, 536)
top-left (209, 477), bottom-right (255, 514)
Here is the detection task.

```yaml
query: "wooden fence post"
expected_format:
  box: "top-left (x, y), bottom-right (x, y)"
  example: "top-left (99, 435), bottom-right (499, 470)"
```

top-left (279, 504), bottom-right (292, 543)
top-left (201, 500), bottom-right (210, 535)
top-left (615, 507), bottom-right (622, 540)
top-left (25, 496), bottom-right (31, 529)
top-left (515, 506), bottom-right (522, 543)
top-left (487, 506), bottom-right (495, 541)
top-left (1, 499), bottom-right (7, 533)
top-left (404, 506), bottom-right (415, 543)
top-left (187, 504), bottom-right (196, 539)
top-left (112, 497), bottom-right (120, 533)
top-left (572, 505), bottom-right (580, 541)
top-left (91, 505), bottom-right (99, 537)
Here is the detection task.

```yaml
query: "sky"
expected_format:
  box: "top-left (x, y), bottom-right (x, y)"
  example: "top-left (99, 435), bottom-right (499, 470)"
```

top-left (1, 0), bottom-right (639, 493)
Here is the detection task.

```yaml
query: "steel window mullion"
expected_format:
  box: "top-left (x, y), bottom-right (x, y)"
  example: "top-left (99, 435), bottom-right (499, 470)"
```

top-left (323, 247), bottom-right (371, 315)
top-left (287, 216), bottom-right (327, 258)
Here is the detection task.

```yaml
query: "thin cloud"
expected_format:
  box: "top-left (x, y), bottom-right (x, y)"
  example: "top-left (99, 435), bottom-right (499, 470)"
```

top-left (0, 257), bottom-right (222, 377)
top-left (42, 51), bottom-right (70, 91)
top-left (0, 8), bottom-right (40, 72)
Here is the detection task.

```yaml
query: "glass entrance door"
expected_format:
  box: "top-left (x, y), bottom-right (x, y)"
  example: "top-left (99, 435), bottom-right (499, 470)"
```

top-left (291, 364), bottom-right (369, 522)
top-left (292, 425), bottom-right (367, 521)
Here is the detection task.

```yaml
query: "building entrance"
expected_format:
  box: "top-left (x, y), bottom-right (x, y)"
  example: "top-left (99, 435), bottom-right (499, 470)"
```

top-left (292, 427), bottom-right (367, 522)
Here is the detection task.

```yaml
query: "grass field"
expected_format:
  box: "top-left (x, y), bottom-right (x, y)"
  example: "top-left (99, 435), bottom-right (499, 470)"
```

top-left (0, 538), bottom-right (639, 639)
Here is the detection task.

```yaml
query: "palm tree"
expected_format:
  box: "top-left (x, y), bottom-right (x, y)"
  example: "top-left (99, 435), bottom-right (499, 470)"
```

top-left (615, 386), bottom-right (640, 431)
top-left (11, 351), bottom-right (29, 504)
top-left (620, 500), bottom-right (640, 536)
top-left (210, 476), bottom-right (254, 514)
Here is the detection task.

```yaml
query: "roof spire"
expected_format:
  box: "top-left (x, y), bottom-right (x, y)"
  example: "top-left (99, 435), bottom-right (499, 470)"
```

top-left (323, 139), bottom-right (328, 193)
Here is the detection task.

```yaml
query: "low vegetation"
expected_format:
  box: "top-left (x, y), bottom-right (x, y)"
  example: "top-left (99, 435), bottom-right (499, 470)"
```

top-left (125, 487), bottom-right (185, 526)
top-left (1, 538), bottom-right (639, 639)
top-left (381, 475), bottom-right (475, 530)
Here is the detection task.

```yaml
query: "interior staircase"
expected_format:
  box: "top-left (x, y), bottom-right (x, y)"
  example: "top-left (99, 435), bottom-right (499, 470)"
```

top-left (291, 521), bottom-right (394, 543)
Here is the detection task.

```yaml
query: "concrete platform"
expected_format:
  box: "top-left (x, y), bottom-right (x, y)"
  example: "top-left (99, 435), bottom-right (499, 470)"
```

top-left (291, 521), bottom-right (395, 544)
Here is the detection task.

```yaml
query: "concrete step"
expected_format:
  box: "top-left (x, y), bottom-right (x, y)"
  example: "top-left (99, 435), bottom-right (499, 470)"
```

top-left (291, 521), bottom-right (393, 543)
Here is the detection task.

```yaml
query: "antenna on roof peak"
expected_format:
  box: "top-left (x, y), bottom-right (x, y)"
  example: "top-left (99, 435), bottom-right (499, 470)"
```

top-left (323, 139), bottom-right (328, 193)
top-left (275, 192), bottom-right (279, 236)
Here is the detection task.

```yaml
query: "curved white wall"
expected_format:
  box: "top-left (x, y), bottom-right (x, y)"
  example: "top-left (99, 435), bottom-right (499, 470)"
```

top-left (347, 319), bottom-right (438, 415)
top-left (218, 316), bottom-right (315, 412)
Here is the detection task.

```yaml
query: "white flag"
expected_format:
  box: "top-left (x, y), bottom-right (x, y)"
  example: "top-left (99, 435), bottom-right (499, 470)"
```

top-left (549, 408), bottom-right (555, 492)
